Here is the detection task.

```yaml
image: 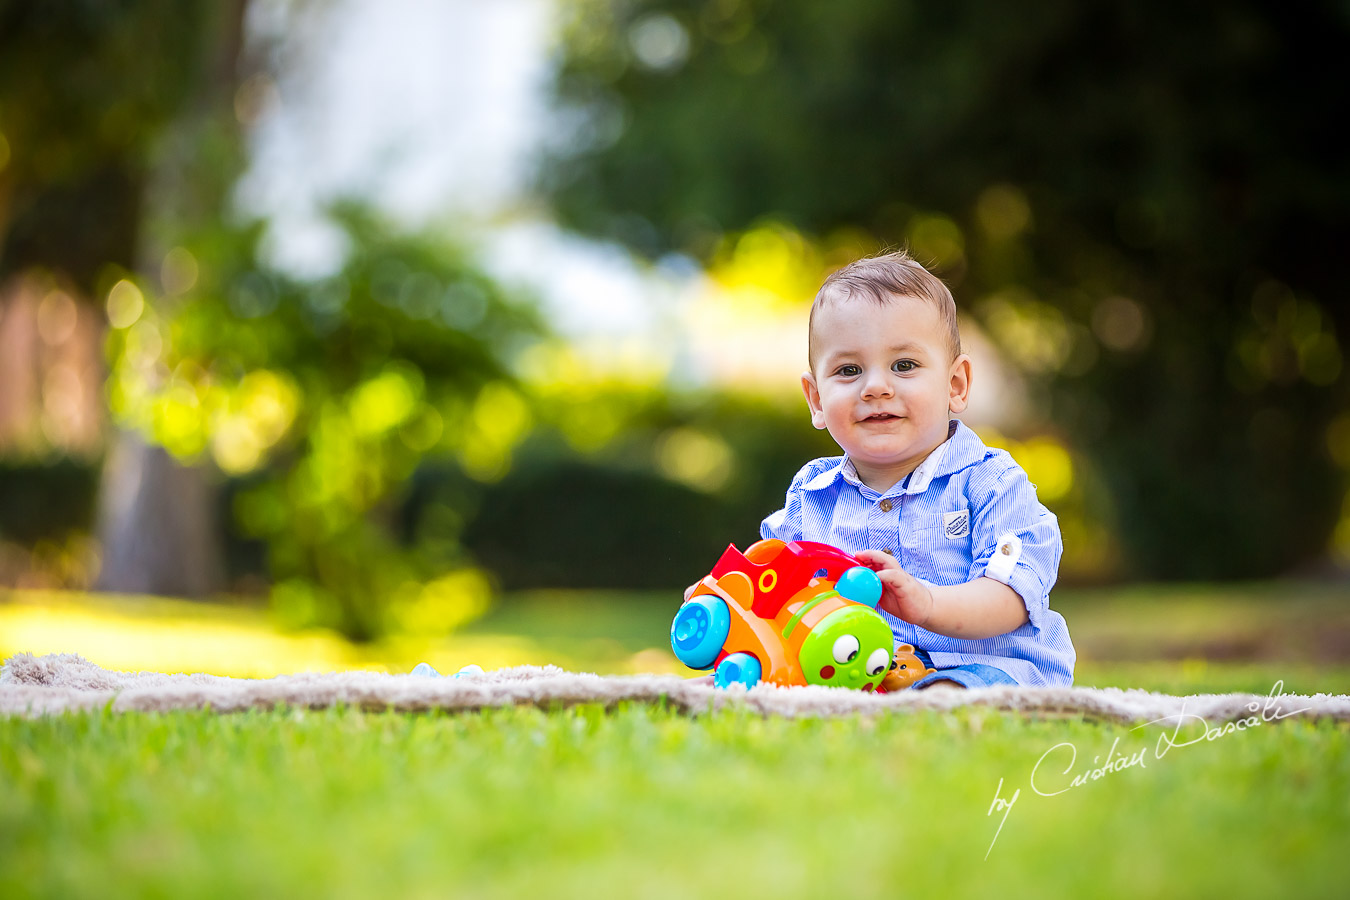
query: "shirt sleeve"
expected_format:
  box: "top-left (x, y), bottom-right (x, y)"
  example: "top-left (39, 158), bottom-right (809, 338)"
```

top-left (760, 463), bottom-right (812, 543)
top-left (966, 462), bottom-right (1063, 635)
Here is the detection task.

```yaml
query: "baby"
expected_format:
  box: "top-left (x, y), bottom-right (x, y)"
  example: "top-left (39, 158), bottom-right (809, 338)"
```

top-left (760, 250), bottom-right (1075, 689)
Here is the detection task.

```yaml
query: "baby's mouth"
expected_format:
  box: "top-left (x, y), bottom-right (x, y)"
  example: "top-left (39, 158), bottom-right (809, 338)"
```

top-left (861, 412), bottom-right (899, 423)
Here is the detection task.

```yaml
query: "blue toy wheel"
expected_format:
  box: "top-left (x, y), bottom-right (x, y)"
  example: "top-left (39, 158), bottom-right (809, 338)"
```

top-left (714, 652), bottom-right (762, 689)
top-left (835, 566), bottom-right (883, 609)
top-left (670, 595), bottom-right (731, 669)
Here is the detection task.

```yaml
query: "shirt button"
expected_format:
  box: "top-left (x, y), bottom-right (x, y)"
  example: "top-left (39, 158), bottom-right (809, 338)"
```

top-left (879, 499), bottom-right (893, 512)
top-left (883, 548), bottom-right (894, 556)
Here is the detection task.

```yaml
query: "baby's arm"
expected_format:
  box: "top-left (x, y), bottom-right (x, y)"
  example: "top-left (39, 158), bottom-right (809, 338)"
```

top-left (854, 550), bottom-right (1029, 640)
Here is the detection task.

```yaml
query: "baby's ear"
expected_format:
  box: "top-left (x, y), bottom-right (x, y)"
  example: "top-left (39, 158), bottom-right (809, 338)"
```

top-left (948, 354), bottom-right (973, 413)
top-left (800, 372), bottom-right (827, 430)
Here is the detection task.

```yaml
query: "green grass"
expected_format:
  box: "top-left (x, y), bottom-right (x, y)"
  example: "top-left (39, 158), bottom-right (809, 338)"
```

top-left (4, 579), bottom-right (1348, 896)
top-left (3, 703), bottom-right (1347, 899)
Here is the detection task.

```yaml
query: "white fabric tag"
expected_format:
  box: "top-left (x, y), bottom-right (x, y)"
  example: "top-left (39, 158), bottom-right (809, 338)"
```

top-left (942, 509), bottom-right (970, 539)
top-left (984, 532), bottom-right (1022, 583)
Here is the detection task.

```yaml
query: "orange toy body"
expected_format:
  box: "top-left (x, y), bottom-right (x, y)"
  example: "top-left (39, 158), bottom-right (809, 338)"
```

top-left (672, 539), bottom-right (896, 691)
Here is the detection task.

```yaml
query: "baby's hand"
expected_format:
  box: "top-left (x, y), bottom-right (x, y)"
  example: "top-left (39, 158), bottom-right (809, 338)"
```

top-left (854, 549), bottom-right (935, 628)
top-left (683, 582), bottom-right (698, 602)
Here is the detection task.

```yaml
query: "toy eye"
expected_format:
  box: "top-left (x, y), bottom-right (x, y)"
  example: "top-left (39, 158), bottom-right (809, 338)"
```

top-left (866, 648), bottom-right (890, 677)
top-left (832, 634), bottom-right (860, 664)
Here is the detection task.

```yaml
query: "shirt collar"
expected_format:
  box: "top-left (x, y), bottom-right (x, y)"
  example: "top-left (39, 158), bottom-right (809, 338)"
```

top-left (801, 419), bottom-right (985, 495)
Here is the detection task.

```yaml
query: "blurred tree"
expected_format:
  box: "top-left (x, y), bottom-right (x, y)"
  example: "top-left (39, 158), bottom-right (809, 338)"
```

top-left (1, 2), bottom-right (551, 639)
top-left (95, 1), bottom-right (255, 600)
top-left (0, 1), bottom-right (246, 596)
top-left (103, 206), bottom-right (545, 640)
top-left (543, 0), bottom-right (1350, 578)
top-left (0, 2), bottom-right (216, 287)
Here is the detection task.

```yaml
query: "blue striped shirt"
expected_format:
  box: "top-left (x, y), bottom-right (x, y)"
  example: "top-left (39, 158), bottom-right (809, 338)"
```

top-left (760, 419), bottom-right (1076, 686)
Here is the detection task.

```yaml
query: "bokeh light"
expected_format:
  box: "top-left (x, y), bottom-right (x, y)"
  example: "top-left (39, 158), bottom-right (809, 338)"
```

top-left (655, 427), bottom-right (735, 492)
top-left (106, 280), bottom-right (145, 329)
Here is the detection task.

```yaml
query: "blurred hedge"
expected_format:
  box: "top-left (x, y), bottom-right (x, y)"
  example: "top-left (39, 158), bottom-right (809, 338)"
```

top-left (0, 459), bottom-right (99, 543)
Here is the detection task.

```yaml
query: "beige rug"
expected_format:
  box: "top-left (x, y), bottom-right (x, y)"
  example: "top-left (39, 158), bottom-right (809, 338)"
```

top-left (3, 651), bottom-right (1347, 725)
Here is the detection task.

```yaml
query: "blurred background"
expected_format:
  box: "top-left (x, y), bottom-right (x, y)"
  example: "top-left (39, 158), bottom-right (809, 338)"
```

top-left (1, 0), bottom-right (1348, 687)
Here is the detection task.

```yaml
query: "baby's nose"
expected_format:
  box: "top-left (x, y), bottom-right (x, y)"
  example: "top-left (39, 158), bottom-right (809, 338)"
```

top-left (861, 377), bottom-right (893, 398)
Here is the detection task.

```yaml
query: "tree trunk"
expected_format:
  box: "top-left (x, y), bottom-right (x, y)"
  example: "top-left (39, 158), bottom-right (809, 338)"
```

top-left (95, 430), bottom-right (223, 597)
top-left (92, 0), bottom-right (249, 598)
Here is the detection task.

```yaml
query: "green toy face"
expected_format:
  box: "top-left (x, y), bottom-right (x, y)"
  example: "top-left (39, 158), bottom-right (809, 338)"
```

top-left (799, 605), bottom-right (894, 690)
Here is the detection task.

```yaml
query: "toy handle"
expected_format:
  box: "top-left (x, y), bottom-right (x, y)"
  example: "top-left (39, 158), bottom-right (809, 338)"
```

top-left (790, 540), bottom-right (864, 570)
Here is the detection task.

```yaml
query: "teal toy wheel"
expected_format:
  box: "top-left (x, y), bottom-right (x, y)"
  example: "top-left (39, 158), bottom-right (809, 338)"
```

top-left (714, 652), bottom-right (762, 689)
top-left (670, 595), bottom-right (731, 669)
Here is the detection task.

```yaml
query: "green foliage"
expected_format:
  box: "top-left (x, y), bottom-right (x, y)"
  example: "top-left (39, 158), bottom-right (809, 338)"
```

top-left (543, 0), bottom-right (1350, 578)
top-left (0, 1), bottom-right (229, 286)
top-left (104, 207), bottom-right (546, 640)
top-left (1, 1), bottom-right (565, 623)
top-left (2, 703), bottom-right (1347, 898)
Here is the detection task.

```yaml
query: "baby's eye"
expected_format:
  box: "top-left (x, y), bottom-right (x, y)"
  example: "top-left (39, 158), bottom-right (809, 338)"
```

top-left (834, 364), bottom-right (861, 378)
top-left (892, 359), bottom-right (918, 373)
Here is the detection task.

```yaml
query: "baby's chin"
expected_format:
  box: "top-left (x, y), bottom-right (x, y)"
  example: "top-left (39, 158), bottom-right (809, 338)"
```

top-left (843, 431), bottom-right (937, 463)
top-left (843, 442), bottom-right (922, 467)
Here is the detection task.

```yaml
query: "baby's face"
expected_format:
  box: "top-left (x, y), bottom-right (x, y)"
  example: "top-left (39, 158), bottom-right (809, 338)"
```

top-left (803, 294), bottom-right (969, 490)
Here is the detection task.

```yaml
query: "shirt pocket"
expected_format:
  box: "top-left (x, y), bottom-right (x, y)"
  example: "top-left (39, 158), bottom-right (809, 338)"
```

top-left (901, 510), bottom-right (973, 583)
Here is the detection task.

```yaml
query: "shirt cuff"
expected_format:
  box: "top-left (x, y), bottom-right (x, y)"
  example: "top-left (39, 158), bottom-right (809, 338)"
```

top-left (974, 532), bottom-right (1046, 634)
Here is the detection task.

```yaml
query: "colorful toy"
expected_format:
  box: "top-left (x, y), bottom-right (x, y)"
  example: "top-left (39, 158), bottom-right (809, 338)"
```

top-left (670, 539), bottom-right (895, 691)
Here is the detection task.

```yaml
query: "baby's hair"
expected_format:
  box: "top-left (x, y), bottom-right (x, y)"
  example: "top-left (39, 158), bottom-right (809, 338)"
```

top-left (808, 249), bottom-right (961, 370)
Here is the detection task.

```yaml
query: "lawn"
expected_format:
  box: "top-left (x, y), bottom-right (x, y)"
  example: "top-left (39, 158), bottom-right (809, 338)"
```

top-left (2, 702), bottom-right (1346, 899)
top-left (2, 581), bottom-right (1348, 897)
